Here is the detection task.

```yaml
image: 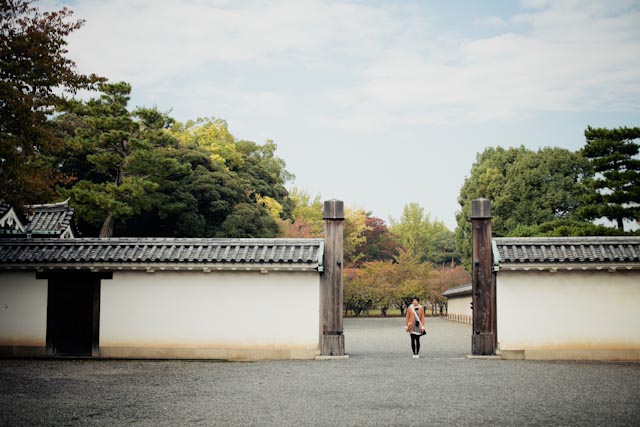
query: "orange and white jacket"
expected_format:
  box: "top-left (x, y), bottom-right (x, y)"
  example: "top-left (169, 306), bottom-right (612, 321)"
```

top-left (405, 304), bottom-right (425, 333)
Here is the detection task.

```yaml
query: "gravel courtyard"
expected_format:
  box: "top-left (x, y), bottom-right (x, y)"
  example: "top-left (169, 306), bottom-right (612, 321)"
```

top-left (1, 317), bottom-right (639, 426)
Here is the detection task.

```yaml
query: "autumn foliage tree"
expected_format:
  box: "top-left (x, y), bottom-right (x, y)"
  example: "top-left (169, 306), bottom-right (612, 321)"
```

top-left (353, 216), bottom-right (398, 265)
top-left (0, 0), bottom-right (104, 206)
top-left (429, 266), bottom-right (470, 315)
top-left (344, 249), bottom-right (433, 317)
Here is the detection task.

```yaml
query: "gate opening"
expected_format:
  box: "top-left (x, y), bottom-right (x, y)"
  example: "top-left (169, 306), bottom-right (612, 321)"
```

top-left (45, 273), bottom-right (102, 357)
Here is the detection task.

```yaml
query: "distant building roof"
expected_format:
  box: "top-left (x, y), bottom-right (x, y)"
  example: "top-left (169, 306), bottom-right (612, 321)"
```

top-left (442, 283), bottom-right (472, 298)
top-left (0, 238), bottom-right (324, 272)
top-left (24, 199), bottom-right (78, 237)
top-left (0, 201), bottom-right (11, 218)
top-left (493, 236), bottom-right (640, 271)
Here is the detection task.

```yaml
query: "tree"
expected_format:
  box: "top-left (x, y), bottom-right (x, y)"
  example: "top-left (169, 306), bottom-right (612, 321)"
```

top-left (55, 82), bottom-right (164, 237)
top-left (354, 216), bottom-right (398, 264)
top-left (391, 203), bottom-right (458, 266)
top-left (169, 117), bottom-right (243, 169)
top-left (580, 126), bottom-right (640, 230)
top-left (456, 146), bottom-right (592, 269)
top-left (427, 220), bottom-right (458, 268)
top-left (343, 267), bottom-right (375, 317)
top-left (0, 0), bottom-right (103, 206)
top-left (390, 249), bottom-right (432, 315)
top-left (343, 208), bottom-right (370, 266)
top-left (279, 188), bottom-right (324, 238)
top-left (391, 203), bottom-right (430, 260)
top-left (219, 202), bottom-right (279, 238)
top-left (54, 83), bottom-right (290, 238)
top-left (429, 266), bottom-right (470, 315)
top-left (507, 219), bottom-right (634, 237)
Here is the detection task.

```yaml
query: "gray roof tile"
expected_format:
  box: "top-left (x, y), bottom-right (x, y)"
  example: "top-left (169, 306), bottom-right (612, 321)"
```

top-left (0, 238), bottom-right (323, 268)
top-left (23, 199), bottom-right (78, 236)
top-left (442, 283), bottom-right (472, 297)
top-left (494, 236), bottom-right (640, 265)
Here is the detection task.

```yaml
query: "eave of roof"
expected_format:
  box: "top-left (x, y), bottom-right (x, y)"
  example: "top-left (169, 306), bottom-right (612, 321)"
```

top-left (0, 237), bottom-right (324, 272)
top-left (493, 236), bottom-right (640, 271)
top-left (442, 283), bottom-right (472, 298)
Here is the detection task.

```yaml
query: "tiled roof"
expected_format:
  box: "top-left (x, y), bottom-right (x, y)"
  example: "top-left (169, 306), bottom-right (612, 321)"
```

top-left (0, 238), bottom-right (324, 271)
top-left (0, 201), bottom-right (10, 218)
top-left (442, 283), bottom-right (472, 298)
top-left (24, 199), bottom-right (76, 235)
top-left (493, 237), bottom-right (640, 265)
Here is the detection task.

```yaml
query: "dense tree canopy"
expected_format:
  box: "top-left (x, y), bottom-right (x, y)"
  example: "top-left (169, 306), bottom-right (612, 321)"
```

top-left (0, 0), bottom-right (103, 207)
top-left (455, 146), bottom-right (593, 268)
top-left (53, 83), bottom-right (291, 238)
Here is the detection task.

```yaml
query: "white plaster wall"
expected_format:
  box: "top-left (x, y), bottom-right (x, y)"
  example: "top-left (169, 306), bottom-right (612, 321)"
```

top-left (101, 271), bottom-right (320, 350)
top-left (497, 270), bottom-right (640, 351)
top-left (447, 295), bottom-right (472, 323)
top-left (0, 272), bottom-right (47, 346)
top-left (447, 296), bottom-right (471, 317)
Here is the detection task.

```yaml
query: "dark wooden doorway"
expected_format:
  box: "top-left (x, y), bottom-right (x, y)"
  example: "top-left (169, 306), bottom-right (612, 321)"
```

top-left (45, 273), bottom-right (101, 357)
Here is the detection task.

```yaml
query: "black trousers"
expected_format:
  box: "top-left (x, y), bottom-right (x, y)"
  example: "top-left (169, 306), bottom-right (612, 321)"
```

top-left (410, 334), bottom-right (421, 355)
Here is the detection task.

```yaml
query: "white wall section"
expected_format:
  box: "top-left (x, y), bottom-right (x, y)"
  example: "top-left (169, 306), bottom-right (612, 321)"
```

top-left (497, 270), bottom-right (640, 357)
top-left (0, 272), bottom-right (47, 346)
top-left (100, 271), bottom-right (320, 355)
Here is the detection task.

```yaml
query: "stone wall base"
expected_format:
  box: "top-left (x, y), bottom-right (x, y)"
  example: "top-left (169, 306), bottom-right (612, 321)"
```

top-left (499, 349), bottom-right (640, 361)
top-left (0, 346), bottom-right (320, 361)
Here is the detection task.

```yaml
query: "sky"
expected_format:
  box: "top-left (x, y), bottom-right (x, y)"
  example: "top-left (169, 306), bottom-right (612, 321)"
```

top-left (49, 0), bottom-right (640, 229)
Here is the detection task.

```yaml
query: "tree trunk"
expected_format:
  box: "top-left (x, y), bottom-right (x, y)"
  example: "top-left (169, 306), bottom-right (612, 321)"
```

top-left (617, 217), bottom-right (624, 231)
top-left (99, 214), bottom-right (115, 238)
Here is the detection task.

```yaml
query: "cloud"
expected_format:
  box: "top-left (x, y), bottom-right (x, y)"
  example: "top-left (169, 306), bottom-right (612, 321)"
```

top-left (61, 0), bottom-right (427, 84)
top-left (473, 16), bottom-right (505, 28)
top-left (323, 0), bottom-right (640, 129)
top-left (50, 0), bottom-right (640, 130)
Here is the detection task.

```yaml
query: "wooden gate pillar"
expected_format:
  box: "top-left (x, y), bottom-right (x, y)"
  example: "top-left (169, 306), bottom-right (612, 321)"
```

top-left (320, 199), bottom-right (345, 356)
top-left (471, 198), bottom-right (496, 355)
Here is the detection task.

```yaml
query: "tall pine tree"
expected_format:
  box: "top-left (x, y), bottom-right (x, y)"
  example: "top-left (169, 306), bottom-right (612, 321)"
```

top-left (581, 126), bottom-right (640, 230)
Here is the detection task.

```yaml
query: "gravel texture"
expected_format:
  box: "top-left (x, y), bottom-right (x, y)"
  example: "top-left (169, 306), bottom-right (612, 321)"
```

top-left (1, 317), bottom-right (639, 426)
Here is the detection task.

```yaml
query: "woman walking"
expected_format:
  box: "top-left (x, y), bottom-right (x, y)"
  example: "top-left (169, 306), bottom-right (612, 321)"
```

top-left (405, 297), bottom-right (425, 358)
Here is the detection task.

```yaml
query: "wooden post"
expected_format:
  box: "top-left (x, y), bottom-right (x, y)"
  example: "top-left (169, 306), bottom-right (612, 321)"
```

top-left (471, 198), bottom-right (496, 355)
top-left (320, 199), bottom-right (345, 356)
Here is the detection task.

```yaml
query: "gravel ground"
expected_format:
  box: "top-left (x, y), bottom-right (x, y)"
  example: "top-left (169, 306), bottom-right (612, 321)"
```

top-left (1, 317), bottom-right (639, 426)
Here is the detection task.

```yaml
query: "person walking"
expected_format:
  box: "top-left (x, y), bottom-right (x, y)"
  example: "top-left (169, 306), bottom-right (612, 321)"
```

top-left (405, 297), bottom-right (426, 359)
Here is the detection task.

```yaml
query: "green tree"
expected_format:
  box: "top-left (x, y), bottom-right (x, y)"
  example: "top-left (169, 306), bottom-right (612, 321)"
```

top-left (0, 0), bottom-right (103, 206)
top-left (507, 219), bottom-right (634, 237)
top-left (390, 249), bottom-right (432, 315)
top-left (580, 126), bottom-right (640, 230)
top-left (391, 203), bottom-right (458, 265)
top-left (219, 202), bottom-right (279, 238)
top-left (55, 82), bottom-right (163, 236)
top-left (343, 208), bottom-right (370, 266)
top-left (391, 203), bottom-right (430, 259)
top-left (343, 267), bottom-right (376, 317)
top-left (279, 187), bottom-right (324, 237)
top-left (456, 146), bottom-right (592, 269)
top-left (169, 117), bottom-right (243, 169)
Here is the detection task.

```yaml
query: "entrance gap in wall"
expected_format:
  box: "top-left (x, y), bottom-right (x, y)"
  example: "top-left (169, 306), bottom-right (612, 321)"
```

top-left (41, 272), bottom-right (110, 357)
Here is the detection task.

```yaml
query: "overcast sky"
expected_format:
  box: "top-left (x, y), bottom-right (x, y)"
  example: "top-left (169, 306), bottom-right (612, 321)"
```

top-left (50, 0), bottom-right (640, 229)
